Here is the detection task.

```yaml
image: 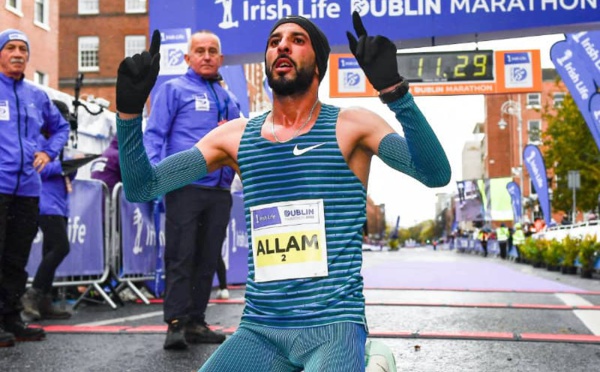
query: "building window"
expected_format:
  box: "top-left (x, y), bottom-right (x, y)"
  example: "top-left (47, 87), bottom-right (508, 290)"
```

top-left (6, 0), bottom-right (22, 14)
top-left (125, 0), bottom-right (146, 13)
top-left (78, 36), bottom-right (99, 72)
top-left (78, 0), bottom-right (99, 14)
top-left (34, 71), bottom-right (48, 86)
top-left (125, 35), bottom-right (146, 57)
top-left (528, 120), bottom-right (541, 144)
top-left (553, 92), bottom-right (565, 108)
top-left (526, 93), bottom-right (541, 108)
top-left (34, 0), bottom-right (49, 27)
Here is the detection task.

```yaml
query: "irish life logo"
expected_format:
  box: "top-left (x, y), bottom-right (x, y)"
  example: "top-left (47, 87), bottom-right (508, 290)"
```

top-left (504, 52), bottom-right (533, 89)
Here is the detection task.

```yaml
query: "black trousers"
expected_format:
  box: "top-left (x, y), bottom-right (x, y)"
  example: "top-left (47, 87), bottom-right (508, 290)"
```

top-left (0, 193), bottom-right (39, 316)
top-left (163, 186), bottom-right (232, 323)
top-left (33, 215), bottom-right (70, 294)
top-left (499, 241), bottom-right (508, 259)
top-left (216, 254), bottom-right (227, 290)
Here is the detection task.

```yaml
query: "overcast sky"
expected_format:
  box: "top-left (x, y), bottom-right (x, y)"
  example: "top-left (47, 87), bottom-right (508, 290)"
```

top-left (319, 33), bottom-right (565, 227)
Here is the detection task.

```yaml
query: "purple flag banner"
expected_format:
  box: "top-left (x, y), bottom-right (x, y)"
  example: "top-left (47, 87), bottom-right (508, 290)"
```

top-left (506, 181), bottom-right (522, 223)
top-left (551, 39), bottom-right (600, 151)
top-left (523, 145), bottom-right (551, 225)
top-left (27, 180), bottom-right (105, 277)
top-left (120, 192), bottom-right (160, 275)
top-left (566, 31), bottom-right (600, 83)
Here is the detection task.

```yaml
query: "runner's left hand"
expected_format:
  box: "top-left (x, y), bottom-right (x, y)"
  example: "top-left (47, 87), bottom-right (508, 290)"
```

top-left (346, 11), bottom-right (402, 91)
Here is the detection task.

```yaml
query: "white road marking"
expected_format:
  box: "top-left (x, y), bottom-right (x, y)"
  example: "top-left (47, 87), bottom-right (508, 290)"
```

top-left (556, 293), bottom-right (600, 335)
top-left (78, 311), bottom-right (164, 326)
top-left (77, 303), bottom-right (216, 327)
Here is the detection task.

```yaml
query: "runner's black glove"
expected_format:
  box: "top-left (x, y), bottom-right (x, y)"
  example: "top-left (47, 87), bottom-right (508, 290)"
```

top-left (116, 30), bottom-right (161, 114)
top-left (346, 11), bottom-right (402, 91)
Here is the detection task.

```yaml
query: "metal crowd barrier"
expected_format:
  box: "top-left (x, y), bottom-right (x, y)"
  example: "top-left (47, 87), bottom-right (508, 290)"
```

top-left (27, 181), bottom-right (250, 309)
top-left (26, 179), bottom-right (122, 309)
top-left (111, 182), bottom-right (164, 305)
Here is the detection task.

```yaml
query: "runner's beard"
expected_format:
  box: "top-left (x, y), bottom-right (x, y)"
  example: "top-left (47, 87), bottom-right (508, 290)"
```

top-left (267, 62), bottom-right (315, 97)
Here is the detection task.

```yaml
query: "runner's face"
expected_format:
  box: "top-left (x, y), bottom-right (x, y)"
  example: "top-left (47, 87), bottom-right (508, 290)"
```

top-left (265, 23), bottom-right (317, 96)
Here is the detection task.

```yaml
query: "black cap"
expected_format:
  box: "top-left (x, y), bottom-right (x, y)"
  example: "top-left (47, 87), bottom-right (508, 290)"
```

top-left (266, 15), bottom-right (330, 83)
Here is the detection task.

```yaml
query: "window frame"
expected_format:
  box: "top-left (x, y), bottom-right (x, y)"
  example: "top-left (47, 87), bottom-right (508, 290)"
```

top-left (33, 0), bottom-right (50, 28)
top-left (125, 0), bottom-right (146, 13)
top-left (124, 35), bottom-right (146, 58)
top-left (78, 36), bottom-right (100, 72)
top-left (78, 0), bottom-right (99, 15)
top-left (34, 71), bottom-right (48, 86)
top-left (5, 0), bottom-right (23, 15)
top-left (527, 119), bottom-right (542, 144)
top-left (526, 93), bottom-right (541, 108)
top-left (553, 92), bottom-right (566, 108)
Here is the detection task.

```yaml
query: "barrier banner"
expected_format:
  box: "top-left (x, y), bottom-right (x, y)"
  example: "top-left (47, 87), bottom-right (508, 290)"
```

top-left (120, 192), bottom-right (160, 275)
top-left (523, 145), bottom-right (551, 226)
top-left (551, 40), bottom-right (600, 151)
top-left (27, 180), bottom-right (105, 277)
top-left (506, 181), bottom-right (522, 223)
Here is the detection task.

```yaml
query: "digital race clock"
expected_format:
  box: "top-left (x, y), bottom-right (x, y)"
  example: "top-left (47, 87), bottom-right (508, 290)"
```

top-left (396, 50), bottom-right (495, 83)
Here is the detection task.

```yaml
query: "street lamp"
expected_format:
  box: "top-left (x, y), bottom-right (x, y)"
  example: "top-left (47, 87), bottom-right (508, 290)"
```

top-left (498, 96), bottom-right (524, 223)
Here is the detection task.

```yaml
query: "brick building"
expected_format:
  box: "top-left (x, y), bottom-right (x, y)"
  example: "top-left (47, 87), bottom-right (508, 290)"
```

top-left (58, 0), bottom-right (149, 109)
top-left (0, 0), bottom-right (61, 88)
top-left (483, 69), bottom-right (566, 223)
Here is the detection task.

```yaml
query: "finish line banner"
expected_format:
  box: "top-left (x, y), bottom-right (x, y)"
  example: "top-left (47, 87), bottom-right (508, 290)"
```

top-left (150, 1), bottom-right (599, 65)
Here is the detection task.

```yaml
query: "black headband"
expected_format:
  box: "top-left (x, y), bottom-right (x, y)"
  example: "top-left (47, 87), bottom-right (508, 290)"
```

top-left (266, 15), bottom-right (331, 83)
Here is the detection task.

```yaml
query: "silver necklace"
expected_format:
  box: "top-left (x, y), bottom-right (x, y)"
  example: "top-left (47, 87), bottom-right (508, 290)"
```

top-left (271, 100), bottom-right (319, 143)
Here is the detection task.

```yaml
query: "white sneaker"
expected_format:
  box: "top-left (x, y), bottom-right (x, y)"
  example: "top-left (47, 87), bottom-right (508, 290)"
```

top-left (365, 339), bottom-right (397, 372)
top-left (216, 289), bottom-right (229, 300)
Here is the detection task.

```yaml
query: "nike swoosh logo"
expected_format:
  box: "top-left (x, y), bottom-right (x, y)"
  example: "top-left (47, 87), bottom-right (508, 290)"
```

top-left (293, 143), bottom-right (325, 156)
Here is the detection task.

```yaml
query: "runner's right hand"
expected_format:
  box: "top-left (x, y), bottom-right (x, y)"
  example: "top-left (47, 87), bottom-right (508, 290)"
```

top-left (116, 30), bottom-right (161, 114)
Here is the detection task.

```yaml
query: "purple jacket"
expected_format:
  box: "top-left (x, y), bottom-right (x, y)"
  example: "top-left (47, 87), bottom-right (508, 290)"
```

top-left (38, 136), bottom-right (74, 217)
top-left (0, 74), bottom-right (69, 197)
top-left (143, 68), bottom-right (241, 190)
top-left (90, 136), bottom-right (121, 194)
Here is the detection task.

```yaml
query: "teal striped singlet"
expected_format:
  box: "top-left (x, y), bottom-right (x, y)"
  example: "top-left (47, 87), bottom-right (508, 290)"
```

top-left (237, 103), bottom-right (368, 329)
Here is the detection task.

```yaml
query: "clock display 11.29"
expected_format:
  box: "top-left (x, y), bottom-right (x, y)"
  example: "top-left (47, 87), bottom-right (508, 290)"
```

top-left (397, 50), bottom-right (495, 83)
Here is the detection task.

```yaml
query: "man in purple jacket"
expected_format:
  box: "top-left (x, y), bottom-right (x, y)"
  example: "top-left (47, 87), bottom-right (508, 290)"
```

top-left (0, 29), bottom-right (69, 347)
top-left (143, 30), bottom-right (240, 350)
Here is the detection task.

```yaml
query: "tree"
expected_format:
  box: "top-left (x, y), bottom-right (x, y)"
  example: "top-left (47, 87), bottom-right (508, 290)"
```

top-left (542, 92), bottom-right (600, 215)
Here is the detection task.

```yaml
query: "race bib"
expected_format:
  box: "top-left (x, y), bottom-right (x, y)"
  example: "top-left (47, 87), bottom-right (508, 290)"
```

top-left (250, 199), bottom-right (328, 282)
top-left (0, 101), bottom-right (9, 121)
top-left (194, 94), bottom-right (209, 111)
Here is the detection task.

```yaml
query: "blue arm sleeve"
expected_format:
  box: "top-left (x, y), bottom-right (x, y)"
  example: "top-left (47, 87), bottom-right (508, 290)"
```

top-left (377, 93), bottom-right (451, 188)
top-left (117, 115), bottom-right (208, 202)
